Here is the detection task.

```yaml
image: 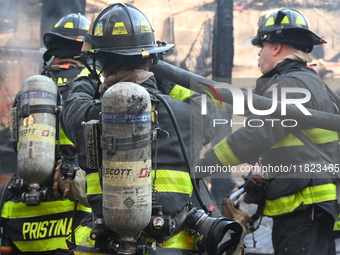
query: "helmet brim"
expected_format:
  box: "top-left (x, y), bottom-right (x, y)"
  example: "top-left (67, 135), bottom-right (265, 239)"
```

top-left (43, 32), bottom-right (85, 48)
top-left (248, 27), bottom-right (326, 48)
top-left (91, 44), bottom-right (174, 56)
top-left (243, 36), bottom-right (259, 47)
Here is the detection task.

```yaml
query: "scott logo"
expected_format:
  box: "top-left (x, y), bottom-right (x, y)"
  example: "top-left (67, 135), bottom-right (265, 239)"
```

top-left (139, 167), bottom-right (150, 178)
top-left (200, 82), bottom-right (311, 116)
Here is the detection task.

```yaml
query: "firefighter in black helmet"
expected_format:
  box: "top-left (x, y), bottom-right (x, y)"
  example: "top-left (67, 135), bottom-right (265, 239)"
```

top-left (40, 13), bottom-right (91, 179)
top-left (12, 12), bottom-right (91, 204)
top-left (42, 12), bottom-right (91, 100)
top-left (200, 8), bottom-right (339, 255)
top-left (61, 3), bottom-right (229, 254)
top-left (249, 8), bottom-right (326, 53)
top-left (0, 13), bottom-right (92, 255)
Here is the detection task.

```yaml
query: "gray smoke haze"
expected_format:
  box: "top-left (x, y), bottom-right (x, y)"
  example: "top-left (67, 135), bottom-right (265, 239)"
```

top-left (0, 0), bottom-right (85, 177)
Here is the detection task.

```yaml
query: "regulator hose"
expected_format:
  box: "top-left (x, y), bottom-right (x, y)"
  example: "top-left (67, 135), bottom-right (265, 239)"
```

top-left (150, 92), bottom-right (211, 214)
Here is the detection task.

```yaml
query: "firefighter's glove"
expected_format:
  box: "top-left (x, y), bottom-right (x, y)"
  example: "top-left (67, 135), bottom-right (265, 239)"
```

top-left (243, 174), bottom-right (266, 193)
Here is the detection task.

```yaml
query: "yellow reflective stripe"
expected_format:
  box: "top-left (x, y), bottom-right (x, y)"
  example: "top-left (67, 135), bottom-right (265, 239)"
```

top-left (14, 237), bottom-right (69, 251)
top-left (303, 128), bottom-right (339, 143)
top-left (265, 17), bottom-right (275, 26)
top-left (57, 128), bottom-right (74, 145)
top-left (94, 23), bottom-right (104, 36)
top-left (151, 103), bottom-right (157, 122)
top-left (112, 22), bottom-right (128, 35)
top-left (64, 22), bottom-right (74, 29)
top-left (75, 251), bottom-right (105, 255)
top-left (272, 128), bottom-right (339, 148)
top-left (77, 68), bottom-right (92, 78)
top-left (69, 225), bottom-right (95, 247)
top-left (162, 229), bottom-right (196, 249)
top-left (152, 170), bottom-right (193, 195)
top-left (213, 138), bottom-right (241, 166)
top-left (1, 200), bottom-right (91, 219)
top-left (168, 85), bottom-right (192, 101)
top-left (296, 16), bottom-right (306, 26)
top-left (86, 172), bottom-right (102, 195)
top-left (334, 220), bottom-right (340, 231)
top-left (281, 16), bottom-right (290, 24)
top-left (140, 21), bottom-right (152, 33)
top-left (55, 77), bottom-right (68, 85)
top-left (272, 133), bottom-right (302, 148)
top-left (77, 68), bottom-right (104, 82)
top-left (264, 183), bottom-right (336, 216)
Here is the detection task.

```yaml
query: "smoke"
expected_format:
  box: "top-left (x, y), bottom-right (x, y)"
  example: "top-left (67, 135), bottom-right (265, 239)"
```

top-left (41, 0), bottom-right (86, 47)
top-left (0, 0), bottom-right (17, 34)
top-left (0, 0), bottom-right (85, 177)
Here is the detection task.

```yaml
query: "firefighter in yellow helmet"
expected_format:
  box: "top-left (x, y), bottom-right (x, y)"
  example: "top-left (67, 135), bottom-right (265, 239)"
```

top-left (199, 8), bottom-right (339, 255)
top-left (61, 3), bottom-right (243, 255)
top-left (0, 13), bottom-right (92, 255)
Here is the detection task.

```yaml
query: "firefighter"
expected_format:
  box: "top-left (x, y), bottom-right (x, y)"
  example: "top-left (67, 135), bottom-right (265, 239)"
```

top-left (0, 13), bottom-right (92, 254)
top-left (199, 8), bottom-right (339, 255)
top-left (60, 3), bottom-right (229, 254)
top-left (14, 13), bottom-right (91, 168)
top-left (40, 13), bottom-right (91, 204)
top-left (12, 13), bottom-right (91, 206)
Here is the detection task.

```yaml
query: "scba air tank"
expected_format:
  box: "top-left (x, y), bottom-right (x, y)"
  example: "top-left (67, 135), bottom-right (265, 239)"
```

top-left (17, 75), bottom-right (57, 185)
top-left (101, 82), bottom-right (152, 236)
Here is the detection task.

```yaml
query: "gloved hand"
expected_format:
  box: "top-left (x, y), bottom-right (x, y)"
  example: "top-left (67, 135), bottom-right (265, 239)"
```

top-left (242, 174), bottom-right (266, 193)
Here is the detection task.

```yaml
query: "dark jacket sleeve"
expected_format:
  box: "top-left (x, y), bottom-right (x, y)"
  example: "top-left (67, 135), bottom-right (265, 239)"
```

top-left (61, 76), bottom-right (100, 170)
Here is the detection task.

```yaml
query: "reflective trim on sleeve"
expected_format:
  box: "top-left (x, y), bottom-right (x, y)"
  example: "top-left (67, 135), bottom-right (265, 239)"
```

top-left (77, 68), bottom-right (92, 78)
top-left (213, 138), bottom-right (242, 166)
top-left (272, 128), bottom-right (339, 149)
top-left (76, 67), bottom-right (104, 82)
top-left (168, 85), bottom-right (192, 101)
top-left (334, 219), bottom-right (340, 231)
top-left (57, 128), bottom-right (74, 145)
top-left (86, 172), bottom-right (102, 195)
top-left (264, 183), bottom-right (337, 216)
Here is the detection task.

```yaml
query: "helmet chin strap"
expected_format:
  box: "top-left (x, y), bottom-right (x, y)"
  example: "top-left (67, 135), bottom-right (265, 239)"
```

top-left (79, 52), bottom-right (102, 81)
